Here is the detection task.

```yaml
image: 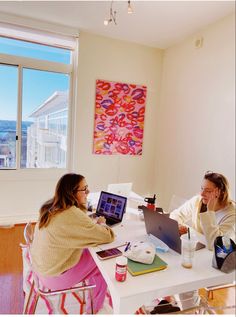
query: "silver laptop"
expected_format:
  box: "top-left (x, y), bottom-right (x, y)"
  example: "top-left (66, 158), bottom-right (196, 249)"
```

top-left (95, 191), bottom-right (127, 226)
top-left (142, 206), bottom-right (182, 253)
top-left (107, 182), bottom-right (132, 198)
top-left (141, 206), bottom-right (205, 254)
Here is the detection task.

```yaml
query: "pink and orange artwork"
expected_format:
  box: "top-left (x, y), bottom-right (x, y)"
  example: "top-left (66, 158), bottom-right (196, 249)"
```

top-left (93, 79), bottom-right (147, 155)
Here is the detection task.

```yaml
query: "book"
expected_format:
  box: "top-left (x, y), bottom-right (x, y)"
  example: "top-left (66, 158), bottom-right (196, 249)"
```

top-left (127, 254), bottom-right (167, 276)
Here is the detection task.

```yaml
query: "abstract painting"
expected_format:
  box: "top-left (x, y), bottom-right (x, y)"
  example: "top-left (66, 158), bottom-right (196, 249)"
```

top-left (93, 79), bottom-right (147, 155)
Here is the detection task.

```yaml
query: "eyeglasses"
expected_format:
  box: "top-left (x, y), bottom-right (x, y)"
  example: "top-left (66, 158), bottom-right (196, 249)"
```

top-left (77, 185), bottom-right (89, 193)
top-left (200, 187), bottom-right (214, 194)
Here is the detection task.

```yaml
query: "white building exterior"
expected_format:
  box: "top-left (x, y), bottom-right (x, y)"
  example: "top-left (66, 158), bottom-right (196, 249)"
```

top-left (27, 91), bottom-right (68, 168)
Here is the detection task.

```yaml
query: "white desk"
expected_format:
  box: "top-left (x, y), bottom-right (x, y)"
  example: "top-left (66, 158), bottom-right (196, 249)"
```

top-left (89, 211), bottom-right (235, 314)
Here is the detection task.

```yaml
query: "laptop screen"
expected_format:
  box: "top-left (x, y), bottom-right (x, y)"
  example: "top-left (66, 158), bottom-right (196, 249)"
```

top-left (96, 191), bottom-right (127, 221)
top-left (141, 205), bottom-right (182, 254)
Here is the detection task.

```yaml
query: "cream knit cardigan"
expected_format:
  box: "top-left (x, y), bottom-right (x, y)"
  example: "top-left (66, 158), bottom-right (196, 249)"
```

top-left (31, 206), bottom-right (115, 276)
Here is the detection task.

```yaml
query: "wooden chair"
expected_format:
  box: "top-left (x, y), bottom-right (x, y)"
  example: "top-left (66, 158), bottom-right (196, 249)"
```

top-left (20, 222), bottom-right (96, 314)
top-left (205, 282), bottom-right (235, 300)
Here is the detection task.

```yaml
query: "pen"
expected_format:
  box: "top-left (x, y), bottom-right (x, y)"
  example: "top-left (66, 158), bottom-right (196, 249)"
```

top-left (124, 242), bottom-right (130, 252)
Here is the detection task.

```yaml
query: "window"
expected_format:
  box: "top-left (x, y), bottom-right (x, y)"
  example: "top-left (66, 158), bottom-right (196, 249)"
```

top-left (0, 64), bottom-right (17, 168)
top-left (0, 36), bottom-right (71, 63)
top-left (0, 28), bottom-right (76, 169)
top-left (22, 69), bottom-right (69, 168)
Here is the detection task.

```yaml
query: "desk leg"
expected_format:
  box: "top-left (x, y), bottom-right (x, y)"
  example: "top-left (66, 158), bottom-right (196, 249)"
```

top-left (110, 295), bottom-right (121, 314)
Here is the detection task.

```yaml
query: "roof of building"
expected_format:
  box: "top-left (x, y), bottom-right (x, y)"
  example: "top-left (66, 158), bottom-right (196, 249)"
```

top-left (29, 91), bottom-right (68, 118)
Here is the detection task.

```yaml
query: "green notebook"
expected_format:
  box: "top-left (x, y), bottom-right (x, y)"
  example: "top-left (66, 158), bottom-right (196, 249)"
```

top-left (127, 255), bottom-right (167, 276)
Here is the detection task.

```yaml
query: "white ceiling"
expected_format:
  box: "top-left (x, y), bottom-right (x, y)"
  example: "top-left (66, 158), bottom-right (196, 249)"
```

top-left (0, 0), bottom-right (235, 49)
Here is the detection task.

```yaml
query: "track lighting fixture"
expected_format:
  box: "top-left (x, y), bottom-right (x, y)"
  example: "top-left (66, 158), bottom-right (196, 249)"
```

top-left (127, 0), bottom-right (133, 14)
top-left (104, 0), bottom-right (133, 26)
top-left (104, 0), bottom-right (117, 26)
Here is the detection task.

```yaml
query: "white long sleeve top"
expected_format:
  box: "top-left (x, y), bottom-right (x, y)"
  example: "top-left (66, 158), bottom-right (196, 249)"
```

top-left (170, 195), bottom-right (235, 250)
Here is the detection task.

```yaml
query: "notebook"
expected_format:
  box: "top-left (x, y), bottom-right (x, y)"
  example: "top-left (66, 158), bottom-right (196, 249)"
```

top-left (127, 254), bottom-right (167, 276)
top-left (107, 182), bottom-right (133, 198)
top-left (95, 191), bottom-right (127, 226)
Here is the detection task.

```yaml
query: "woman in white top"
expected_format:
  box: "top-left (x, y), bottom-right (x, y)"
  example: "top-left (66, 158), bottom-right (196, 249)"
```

top-left (170, 171), bottom-right (235, 250)
top-left (169, 171), bottom-right (235, 310)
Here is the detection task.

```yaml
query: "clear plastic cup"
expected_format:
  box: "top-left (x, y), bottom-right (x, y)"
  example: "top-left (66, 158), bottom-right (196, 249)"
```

top-left (180, 233), bottom-right (198, 269)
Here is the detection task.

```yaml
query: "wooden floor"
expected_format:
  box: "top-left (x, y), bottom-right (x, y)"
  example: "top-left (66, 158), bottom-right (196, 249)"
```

top-left (0, 224), bottom-right (25, 314)
top-left (0, 224), bottom-right (235, 314)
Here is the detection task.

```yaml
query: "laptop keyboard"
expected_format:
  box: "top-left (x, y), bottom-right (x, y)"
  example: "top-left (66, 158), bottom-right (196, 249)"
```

top-left (88, 213), bottom-right (119, 227)
top-left (106, 219), bottom-right (117, 226)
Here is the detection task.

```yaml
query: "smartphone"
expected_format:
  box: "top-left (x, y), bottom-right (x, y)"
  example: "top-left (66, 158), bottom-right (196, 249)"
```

top-left (195, 241), bottom-right (206, 251)
top-left (96, 247), bottom-right (122, 260)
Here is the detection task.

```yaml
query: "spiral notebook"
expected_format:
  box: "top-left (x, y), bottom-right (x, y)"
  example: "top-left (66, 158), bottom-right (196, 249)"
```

top-left (127, 255), bottom-right (167, 276)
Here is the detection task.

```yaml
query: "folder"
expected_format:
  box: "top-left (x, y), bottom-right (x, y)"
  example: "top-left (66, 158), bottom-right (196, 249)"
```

top-left (127, 254), bottom-right (167, 276)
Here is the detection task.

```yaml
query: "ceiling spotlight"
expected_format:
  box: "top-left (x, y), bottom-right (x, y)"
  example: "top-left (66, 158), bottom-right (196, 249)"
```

top-left (104, 19), bottom-right (109, 26)
top-left (104, 0), bottom-right (133, 26)
top-left (127, 0), bottom-right (133, 14)
top-left (104, 1), bottom-right (117, 26)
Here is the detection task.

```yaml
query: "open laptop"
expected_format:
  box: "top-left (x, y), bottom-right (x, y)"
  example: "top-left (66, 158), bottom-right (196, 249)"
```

top-left (107, 182), bottom-right (132, 198)
top-left (95, 191), bottom-right (127, 226)
top-left (141, 206), bottom-right (205, 254)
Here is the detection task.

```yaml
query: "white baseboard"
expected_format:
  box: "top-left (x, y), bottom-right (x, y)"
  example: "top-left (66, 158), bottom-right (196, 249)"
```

top-left (0, 213), bottom-right (38, 226)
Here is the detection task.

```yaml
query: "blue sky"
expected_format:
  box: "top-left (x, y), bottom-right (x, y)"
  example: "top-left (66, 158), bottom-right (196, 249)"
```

top-left (0, 37), bottom-right (70, 121)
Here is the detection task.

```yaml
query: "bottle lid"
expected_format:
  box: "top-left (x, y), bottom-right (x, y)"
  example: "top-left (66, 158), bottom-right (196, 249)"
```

top-left (145, 194), bottom-right (156, 204)
top-left (116, 256), bottom-right (128, 265)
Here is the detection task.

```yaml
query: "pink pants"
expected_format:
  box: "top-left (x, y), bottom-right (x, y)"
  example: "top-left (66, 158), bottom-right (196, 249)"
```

top-left (37, 249), bottom-right (110, 313)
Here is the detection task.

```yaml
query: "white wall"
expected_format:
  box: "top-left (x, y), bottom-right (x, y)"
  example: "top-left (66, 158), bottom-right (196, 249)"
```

top-left (74, 32), bottom-right (163, 195)
top-left (1, 14), bottom-right (234, 225)
top-left (0, 33), bottom-right (162, 225)
top-left (0, 169), bottom-right (66, 225)
top-left (155, 13), bottom-right (235, 210)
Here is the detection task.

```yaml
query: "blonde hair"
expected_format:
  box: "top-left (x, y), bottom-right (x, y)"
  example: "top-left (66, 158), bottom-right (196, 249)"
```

top-left (204, 171), bottom-right (231, 205)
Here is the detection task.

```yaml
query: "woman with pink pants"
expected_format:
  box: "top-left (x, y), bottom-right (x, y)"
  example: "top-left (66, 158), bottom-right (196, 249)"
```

top-left (31, 173), bottom-right (115, 313)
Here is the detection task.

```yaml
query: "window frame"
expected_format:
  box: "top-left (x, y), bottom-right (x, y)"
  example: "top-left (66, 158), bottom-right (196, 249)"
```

top-left (0, 39), bottom-right (76, 171)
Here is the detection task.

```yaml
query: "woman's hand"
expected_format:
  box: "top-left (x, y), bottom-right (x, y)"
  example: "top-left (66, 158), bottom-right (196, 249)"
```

top-left (207, 188), bottom-right (220, 211)
top-left (178, 224), bottom-right (188, 236)
top-left (96, 216), bottom-right (106, 225)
